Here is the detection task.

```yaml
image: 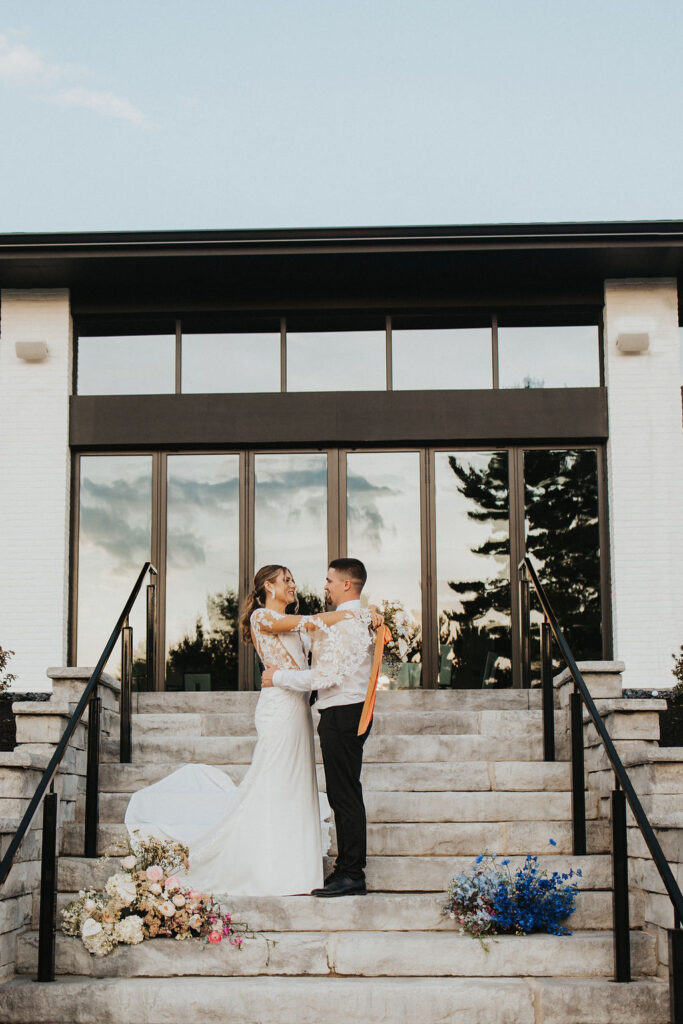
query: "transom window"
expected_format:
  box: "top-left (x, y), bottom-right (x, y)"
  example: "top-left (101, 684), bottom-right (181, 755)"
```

top-left (75, 316), bottom-right (602, 395)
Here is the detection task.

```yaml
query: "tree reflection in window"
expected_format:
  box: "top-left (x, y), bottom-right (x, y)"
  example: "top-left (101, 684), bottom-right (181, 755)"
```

top-left (438, 452), bottom-right (512, 689)
top-left (524, 449), bottom-right (602, 663)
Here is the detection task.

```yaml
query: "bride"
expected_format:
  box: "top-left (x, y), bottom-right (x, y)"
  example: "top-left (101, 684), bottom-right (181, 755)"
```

top-left (125, 564), bottom-right (365, 897)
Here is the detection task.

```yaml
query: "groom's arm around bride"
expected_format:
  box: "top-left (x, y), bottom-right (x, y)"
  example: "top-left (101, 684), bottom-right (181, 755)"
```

top-left (261, 558), bottom-right (375, 897)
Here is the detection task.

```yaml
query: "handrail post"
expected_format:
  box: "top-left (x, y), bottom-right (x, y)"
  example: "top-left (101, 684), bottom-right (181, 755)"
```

top-left (519, 571), bottom-right (531, 689)
top-left (570, 687), bottom-right (587, 855)
top-left (37, 787), bottom-right (58, 982)
top-left (84, 694), bottom-right (101, 858)
top-left (541, 620), bottom-right (555, 761)
top-left (120, 619), bottom-right (133, 763)
top-left (146, 577), bottom-right (157, 692)
top-left (611, 784), bottom-right (631, 982)
top-left (669, 927), bottom-right (683, 1024)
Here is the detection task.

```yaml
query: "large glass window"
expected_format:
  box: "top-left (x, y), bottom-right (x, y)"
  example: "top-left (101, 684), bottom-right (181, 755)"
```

top-left (498, 325), bottom-right (600, 389)
top-left (346, 452), bottom-right (422, 687)
top-left (77, 335), bottom-right (176, 395)
top-left (392, 329), bottom-right (492, 390)
top-left (524, 448), bottom-right (602, 663)
top-left (76, 455), bottom-right (152, 680)
top-left (182, 334), bottom-right (280, 393)
top-left (287, 332), bottom-right (386, 391)
top-left (435, 451), bottom-right (511, 688)
top-left (165, 455), bottom-right (240, 691)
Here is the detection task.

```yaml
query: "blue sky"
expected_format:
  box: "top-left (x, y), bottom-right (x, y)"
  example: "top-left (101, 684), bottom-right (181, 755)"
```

top-left (1, 0), bottom-right (682, 232)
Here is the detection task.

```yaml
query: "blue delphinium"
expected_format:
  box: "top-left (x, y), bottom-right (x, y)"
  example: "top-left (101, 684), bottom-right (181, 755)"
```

top-left (443, 842), bottom-right (581, 939)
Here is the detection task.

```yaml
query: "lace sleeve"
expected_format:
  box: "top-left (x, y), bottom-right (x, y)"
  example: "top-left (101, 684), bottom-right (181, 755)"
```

top-left (309, 615), bottom-right (373, 690)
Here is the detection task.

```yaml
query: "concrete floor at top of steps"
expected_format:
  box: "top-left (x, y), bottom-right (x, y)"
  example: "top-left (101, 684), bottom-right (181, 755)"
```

top-left (0, 976), bottom-right (669, 1024)
top-left (57, 852), bottom-right (614, 895)
top-left (15, 929), bottom-right (658, 980)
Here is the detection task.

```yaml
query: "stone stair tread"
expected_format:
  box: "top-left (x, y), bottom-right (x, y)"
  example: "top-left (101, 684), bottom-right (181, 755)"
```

top-left (96, 760), bottom-right (572, 793)
top-left (135, 690), bottom-right (543, 713)
top-left (16, 929), bottom-right (657, 978)
top-left (57, 853), bottom-right (614, 894)
top-left (48, 889), bottom-right (639, 932)
top-left (129, 734), bottom-right (545, 764)
top-left (0, 975), bottom-right (667, 1024)
top-left (61, 819), bottom-right (610, 857)
top-left (94, 789), bottom-right (595, 825)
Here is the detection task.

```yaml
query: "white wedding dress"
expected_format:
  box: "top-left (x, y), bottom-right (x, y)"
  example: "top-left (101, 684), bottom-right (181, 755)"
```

top-left (125, 609), bottom-right (330, 896)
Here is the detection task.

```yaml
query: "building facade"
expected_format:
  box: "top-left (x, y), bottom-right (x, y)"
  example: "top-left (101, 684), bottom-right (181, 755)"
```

top-left (1, 223), bottom-right (682, 693)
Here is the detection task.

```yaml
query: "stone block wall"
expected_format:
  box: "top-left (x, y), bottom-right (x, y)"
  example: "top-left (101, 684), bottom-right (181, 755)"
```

top-left (0, 669), bottom-right (119, 980)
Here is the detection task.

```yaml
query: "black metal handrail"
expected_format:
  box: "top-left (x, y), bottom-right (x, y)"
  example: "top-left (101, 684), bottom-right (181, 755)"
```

top-left (519, 556), bottom-right (682, 1021)
top-left (0, 561), bottom-right (157, 980)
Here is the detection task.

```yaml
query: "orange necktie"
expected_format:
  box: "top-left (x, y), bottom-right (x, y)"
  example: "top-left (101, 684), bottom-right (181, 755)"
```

top-left (357, 624), bottom-right (392, 736)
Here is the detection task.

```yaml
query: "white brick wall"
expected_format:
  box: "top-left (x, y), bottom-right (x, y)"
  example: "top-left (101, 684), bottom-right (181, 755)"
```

top-left (604, 279), bottom-right (683, 690)
top-left (0, 290), bottom-right (72, 691)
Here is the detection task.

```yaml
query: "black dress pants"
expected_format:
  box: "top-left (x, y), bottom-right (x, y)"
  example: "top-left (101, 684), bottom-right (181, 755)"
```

top-left (317, 702), bottom-right (372, 881)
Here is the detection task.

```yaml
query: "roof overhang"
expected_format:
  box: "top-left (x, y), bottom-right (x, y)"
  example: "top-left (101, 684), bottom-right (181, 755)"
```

top-left (1, 221), bottom-right (682, 316)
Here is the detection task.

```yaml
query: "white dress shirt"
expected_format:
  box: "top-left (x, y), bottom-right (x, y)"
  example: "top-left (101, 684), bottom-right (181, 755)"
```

top-left (272, 599), bottom-right (374, 710)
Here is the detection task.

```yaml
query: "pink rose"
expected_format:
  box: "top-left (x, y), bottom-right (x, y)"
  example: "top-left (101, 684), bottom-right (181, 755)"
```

top-left (187, 890), bottom-right (202, 900)
top-left (165, 876), bottom-right (181, 892)
top-left (208, 931), bottom-right (222, 944)
top-left (145, 865), bottom-right (164, 883)
top-left (121, 855), bottom-right (137, 871)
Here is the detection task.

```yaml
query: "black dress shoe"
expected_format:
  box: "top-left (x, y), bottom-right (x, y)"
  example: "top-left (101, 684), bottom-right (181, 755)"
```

top-left (323, 869), bottom-right (339, 886)
top-left (311, 874), bottom-right (367, 898)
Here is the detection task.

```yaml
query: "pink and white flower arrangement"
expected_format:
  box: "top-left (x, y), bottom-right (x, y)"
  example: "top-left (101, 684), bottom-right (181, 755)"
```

top-left (61, 835), bottom-right (253, 958)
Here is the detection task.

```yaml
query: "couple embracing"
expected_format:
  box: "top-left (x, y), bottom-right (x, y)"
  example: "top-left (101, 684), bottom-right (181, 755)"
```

top-left (125, 558), bottom-right (383, 899)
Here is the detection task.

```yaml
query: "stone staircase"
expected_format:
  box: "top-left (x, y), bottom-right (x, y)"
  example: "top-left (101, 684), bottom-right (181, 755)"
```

top-left (1, 687), bottom-right (671, 1023)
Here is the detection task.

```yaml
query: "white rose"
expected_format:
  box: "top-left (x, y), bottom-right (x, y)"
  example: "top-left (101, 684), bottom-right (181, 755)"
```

top-left (121, 855), bottom-right (137, 871)
top-left (81, 918), bottom-right (102, 938)
top-left (172, 894), bottom-right (185, 908)
top-left (83, 899), bottom-right (96, 913)
top-left (148, 882), bottom-right (162, 895)
top-left (116, 880), bottom-right (137, 906)
top-left (159, 901), bottom-right (176, 917)
top-left (188, 913), bottom-right (202, 930)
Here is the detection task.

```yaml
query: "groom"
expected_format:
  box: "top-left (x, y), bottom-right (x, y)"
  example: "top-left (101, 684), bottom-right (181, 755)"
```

top-left (261, 558), bottom-right (374, 897)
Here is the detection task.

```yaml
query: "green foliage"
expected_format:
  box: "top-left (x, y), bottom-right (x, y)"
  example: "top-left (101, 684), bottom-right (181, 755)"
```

top-left (670, 647), bottom-right (683, 706)
top-left (0, 647), bottom-right (16, 694)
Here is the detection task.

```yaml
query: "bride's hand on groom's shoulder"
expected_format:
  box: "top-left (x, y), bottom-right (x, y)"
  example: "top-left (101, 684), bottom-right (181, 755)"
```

top-left (368, 608), bottom-right (385, 630)
top-left (261, 665), bottom-right (276, 687)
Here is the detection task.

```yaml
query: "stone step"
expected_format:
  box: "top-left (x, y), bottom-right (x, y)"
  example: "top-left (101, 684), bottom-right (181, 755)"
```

top-left (16, 929), bottom-right (657, 979)
top-left (61, 819), bottom-right (610, 858)
top-left (127, 734), bottom-right (545, 764)
top-left (135, 689), bottom-right (543, 714)
top-left (57, 853), bottom-right (613, 895)
top-left (94, 789), bottom-right (597, 825)
top-left (0, 976), bottom-right (668, 1024)
top-left (48, 890), bottom-right (644, 933)
top-left (131, 708), bottom-right (560, 738)
top-left (97, 759), bottom-right (572, 793)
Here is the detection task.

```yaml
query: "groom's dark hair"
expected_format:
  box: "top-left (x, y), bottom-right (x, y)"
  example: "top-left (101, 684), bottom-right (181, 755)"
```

top-left (328, 557), bottom-right (367, 589)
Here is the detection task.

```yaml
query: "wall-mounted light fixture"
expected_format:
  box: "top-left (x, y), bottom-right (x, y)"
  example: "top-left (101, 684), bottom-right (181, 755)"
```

top-left (616, 332), bottom-right (649, 354)
top-left (15, 340), bottom-right (49, 362)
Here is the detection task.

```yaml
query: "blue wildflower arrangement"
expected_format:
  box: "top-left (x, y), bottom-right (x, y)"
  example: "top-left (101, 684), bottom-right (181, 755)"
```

top-left (443, 843), bottom-right (582, 939)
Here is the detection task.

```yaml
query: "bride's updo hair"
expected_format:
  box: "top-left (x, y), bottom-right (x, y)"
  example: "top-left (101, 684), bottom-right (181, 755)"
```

top-left (239, 564), bottom-right (289, 646)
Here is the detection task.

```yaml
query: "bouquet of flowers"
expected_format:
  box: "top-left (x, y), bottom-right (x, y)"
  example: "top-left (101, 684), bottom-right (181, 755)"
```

top-left (443, 843), bottom-right (581, 940)
top-left (62, 833), bottom-right (253, 958)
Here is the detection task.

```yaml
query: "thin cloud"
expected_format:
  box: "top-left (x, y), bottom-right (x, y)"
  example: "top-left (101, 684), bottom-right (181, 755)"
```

top-left (53, 87), bottom-right (147, 125)
top-left (0, 31), bottom-right (148, 126)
